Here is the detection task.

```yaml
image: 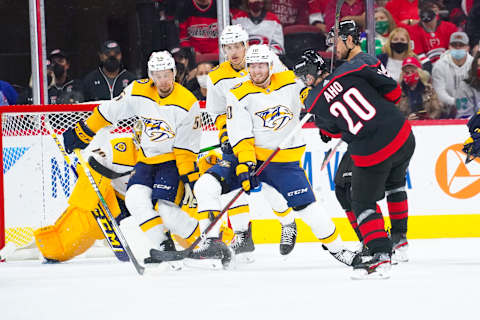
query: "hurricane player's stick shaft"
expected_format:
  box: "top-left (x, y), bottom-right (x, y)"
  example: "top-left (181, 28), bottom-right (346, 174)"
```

top-left (74, 149), bottom-right (145, 275)
top-left (150, 113), bottom-right (314, 262)
top-left (321, 139), bottom-right (343, 171)
top-left (330, 0), bottom-right (345, 73)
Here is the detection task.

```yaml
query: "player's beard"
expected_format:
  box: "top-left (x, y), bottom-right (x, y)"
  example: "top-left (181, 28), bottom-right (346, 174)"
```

top-left (157, 84), bottom-right (174, 97)
top-left (251, 72), bottom-right (270, 88)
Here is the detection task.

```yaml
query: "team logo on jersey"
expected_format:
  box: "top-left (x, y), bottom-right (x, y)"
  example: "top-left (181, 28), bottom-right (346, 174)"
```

top-left (435, 144), bottom-right (480, 199)
top-left (114, 142), bottom-right (127, 152)
top-left (141, 117), bottom-right (175, 142)
top-left (136, 78), bottom-right (150, 84)
top-left (255, 105), bottom-right (293, 131)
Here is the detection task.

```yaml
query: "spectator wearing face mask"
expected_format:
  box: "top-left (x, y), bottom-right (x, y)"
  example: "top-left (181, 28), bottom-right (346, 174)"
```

top-left (398, 56), bottom-right (444, 119)
top-left (233, 0), bottom-right (284, 55)
top-left (18, 49), bottom-right (84, 104)
top-left (406, 0), bottom-right (458, 64)
top-left (455, 52), bottom-right (480, 119)
top-left (360, 7), bottom-right (397, 56)
top-left (191, 61), bottom-right (214, 100)
top-left (432, 31), bottom-right (473, 118)
top-left (378, 27), bottom-right (431, 82)
top-left (82, 41), bottom-right (136, 101)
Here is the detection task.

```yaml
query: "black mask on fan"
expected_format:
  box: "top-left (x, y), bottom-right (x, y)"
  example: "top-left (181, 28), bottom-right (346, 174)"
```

top-left (103, 56), bottom-right (121, 73)
top-left (420, 9), bottom-right (436, 23)
top-left (52, 63), bottom-right (66, 78)
top-left (390, 42), bottom-right (408, 54)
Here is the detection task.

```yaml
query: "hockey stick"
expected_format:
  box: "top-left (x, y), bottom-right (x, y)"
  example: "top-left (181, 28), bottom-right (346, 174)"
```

top-left (44, 119), bottom-right (132, 263)
top-left (330, 0), bottom-right (345, 73)
top-left (200, 143), bottom-right (221, 153)
top-left (74, 149), bottom-right (145, 275)
top-left (321, 139), bottom-right (343, 171)
top-left (150, 113), bottom-right (314, 262)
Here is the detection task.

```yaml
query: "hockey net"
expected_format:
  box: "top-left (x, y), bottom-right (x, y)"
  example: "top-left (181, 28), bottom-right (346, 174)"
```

top-left (0, 102), bottom-right (216, 261)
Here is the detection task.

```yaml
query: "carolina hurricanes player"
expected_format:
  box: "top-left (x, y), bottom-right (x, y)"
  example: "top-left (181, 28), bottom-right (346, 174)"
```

top-left (225, 44), bottom-right (361, 267)
top-left (199, 25), bottom-right (297, 262)
top-left (60, 51), bottom-right (233, 265)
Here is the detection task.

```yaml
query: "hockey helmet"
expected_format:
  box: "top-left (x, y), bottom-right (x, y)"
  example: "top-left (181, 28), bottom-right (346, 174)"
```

top-left (148, 51), bottom-right (176, 78)
top-left (326, 20), bottom-right (361, 46)
top-left (245, 44), bottom-right (273, 66)
top-left (293, 49), bottom-right (328, 83)
top-left (220, 24), bottom-right (249, 46)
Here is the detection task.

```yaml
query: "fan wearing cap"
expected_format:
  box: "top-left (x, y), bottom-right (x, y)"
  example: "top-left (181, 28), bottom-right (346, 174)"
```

top-left (63, 51), bottom-right (204, 264)
top-left (405, 0), bottom-right (458, 63)
top-left (432, 31), bottom-right (474, 117)
top-left (399, 56), bottom-right (444, 119)
top-left (82, 40), bottom-right (136, 102)
top-left (47, 49), bottom-right (84, 104)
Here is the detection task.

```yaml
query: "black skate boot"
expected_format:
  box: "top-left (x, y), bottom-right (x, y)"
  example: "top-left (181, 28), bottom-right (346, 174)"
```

top-left (351, 252), bottom-right (392, 280)
top-left (189, 237), bottom-right (234, 269)
top-left (322, 245), bottom-right (361, 266)
top-left (230, 223), bottom-right (255, 254)
top-left (280, 221), bottom-right (297, 255)
top-left (144, 232), bottom-right (176, 264)
top-left (391, 232), bottom-right (408, 263)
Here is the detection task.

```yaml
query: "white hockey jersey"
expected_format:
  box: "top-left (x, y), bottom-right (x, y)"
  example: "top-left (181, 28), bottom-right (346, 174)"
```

top-left (85, 79), bottom-right (200, 176)
top-left (232, 11), bottom-right (285, 55)
top-left (226, 70), bottom-right (309, 164)
top-left (206, 51), bottom-right (287, 129)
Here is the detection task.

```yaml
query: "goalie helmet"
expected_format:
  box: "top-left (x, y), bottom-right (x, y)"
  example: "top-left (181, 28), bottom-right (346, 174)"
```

top-left (293, 49), bottom-right (328, 83)
top-left (147, 51), bottom-right (176, 78)
top-left (220, 24), bottom-right (249, 46)
top-left (326, 20), bottom-right (361, 46)
top-left (245, 44), bottom-right (273, 66)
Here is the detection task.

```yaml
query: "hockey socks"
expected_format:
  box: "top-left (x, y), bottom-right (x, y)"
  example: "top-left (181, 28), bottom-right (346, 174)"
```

top-left (355, 206), bottom-right (391, 255)
top-left (386, 187), bottom-right (408, 234)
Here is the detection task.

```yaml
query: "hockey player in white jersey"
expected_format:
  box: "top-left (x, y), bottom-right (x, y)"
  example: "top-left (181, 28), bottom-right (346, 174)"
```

top-left (225, 44), bottom-right (361, 267)
top-left (199, 24), bottom-right (297, 261)
top-left (62, 51), bottom-right (226, 265)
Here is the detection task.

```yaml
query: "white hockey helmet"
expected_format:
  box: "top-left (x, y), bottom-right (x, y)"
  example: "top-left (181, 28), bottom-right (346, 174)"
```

top-left (220, 24), bottom-right (249, 46)
top-left (147, 51), bottom-right (176, 78)
top-left (245, 44), bottom-right (273, 66)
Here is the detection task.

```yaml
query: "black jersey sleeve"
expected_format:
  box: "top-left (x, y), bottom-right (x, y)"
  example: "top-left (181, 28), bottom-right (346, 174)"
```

top-left (358, 65), bottom-right (402, 104)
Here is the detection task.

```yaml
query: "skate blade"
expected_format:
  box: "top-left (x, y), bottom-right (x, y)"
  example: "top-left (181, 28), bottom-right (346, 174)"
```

top-left (184, 258), bottom-right (224, 270)
top-left (392, 252), bottom-right (409, 264)
top-left (351, 268), bottom-right (391, 280)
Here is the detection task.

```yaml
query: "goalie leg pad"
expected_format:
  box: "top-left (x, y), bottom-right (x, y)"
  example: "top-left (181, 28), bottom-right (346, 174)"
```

top-left (34, 207), bottom-right (98, 262)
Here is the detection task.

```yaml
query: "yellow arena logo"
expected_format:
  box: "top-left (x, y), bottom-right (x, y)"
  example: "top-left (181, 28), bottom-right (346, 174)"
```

top-left (255, 105), bottom-right (293, 131)
top-left (435, 144), bottom-right (480, 199)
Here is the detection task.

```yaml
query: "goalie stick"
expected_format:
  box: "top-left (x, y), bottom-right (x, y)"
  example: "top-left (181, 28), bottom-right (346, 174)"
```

top-left (74, 149), bottom-right (145, 275)
top-left (44, 118), bottom-right (132, 263)
top-left (149, 113), bottom-right (314, 262)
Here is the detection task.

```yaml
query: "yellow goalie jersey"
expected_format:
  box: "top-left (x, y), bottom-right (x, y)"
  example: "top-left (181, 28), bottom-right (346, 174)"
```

top-left (85, 79), bottom-right (200, 176)
top-left (34, 136), bottom-right (137, 262)
top-left (226, 70), bottom-right (309, 164)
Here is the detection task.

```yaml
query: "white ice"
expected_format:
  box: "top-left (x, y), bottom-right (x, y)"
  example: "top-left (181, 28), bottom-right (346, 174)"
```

top-left (1, 239), bottom-right (479, 320)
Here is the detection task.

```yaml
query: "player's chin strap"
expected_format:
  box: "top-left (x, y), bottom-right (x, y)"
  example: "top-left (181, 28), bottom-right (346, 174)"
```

top-left (88, 156), bottom-right (133, 179)
top-left (149, 113), bottom-right (314, 262)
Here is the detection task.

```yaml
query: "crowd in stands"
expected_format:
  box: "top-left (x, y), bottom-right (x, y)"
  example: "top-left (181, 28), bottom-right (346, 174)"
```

top-left (1, 0), bottom-right (479, 120)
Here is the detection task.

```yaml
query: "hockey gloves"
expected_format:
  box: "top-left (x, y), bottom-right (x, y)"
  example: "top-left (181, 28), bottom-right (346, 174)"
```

top-left (236, 162), bottom-right (259, 194)
top-left (219, 123), bottom-right (233, 154)
top-left (319, 130), bottom-right (332, 143)
top-left (63, 121), bottom-right (96, 154)
top-left (180, 170), bottom-right (199, 208)
top-left (463, 130), bottom-right (480, 163)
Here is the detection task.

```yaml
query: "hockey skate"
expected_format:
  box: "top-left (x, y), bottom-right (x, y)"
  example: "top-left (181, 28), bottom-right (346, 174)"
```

top-left (280, 221), bottom-right (297, 256)
top-left (230, 223), bottom-right (255, 263)
top-left (186, 237), bottom-right (235, 270)
top-left (351, 252), bottom-right (392, 280)
top-left (391, 232), bottom-right (408, 264)
top-left (144, 232), bottom-right (182, 271)
top-left (323, 245), bottom-right (362, 266)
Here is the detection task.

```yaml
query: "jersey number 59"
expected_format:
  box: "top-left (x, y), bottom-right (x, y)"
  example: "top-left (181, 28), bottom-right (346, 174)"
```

top-left (329, 87), bottom-right (376, 135)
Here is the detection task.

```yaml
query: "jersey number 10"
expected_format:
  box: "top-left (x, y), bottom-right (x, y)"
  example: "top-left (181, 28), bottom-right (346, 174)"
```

top-left (329, 87), bottom-right (376, 135)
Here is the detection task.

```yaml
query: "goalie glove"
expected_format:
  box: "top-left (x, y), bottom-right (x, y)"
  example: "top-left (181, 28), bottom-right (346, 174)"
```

top-left (180, 170), bottom-right (199, 208)
top-left (236, 162), bottom-right (259, 194)
top-left (63, 121), bottom-right (96, 154)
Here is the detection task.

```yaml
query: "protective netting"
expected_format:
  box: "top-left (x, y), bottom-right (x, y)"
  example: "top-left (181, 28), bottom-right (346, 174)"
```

top-left (1, 105), bottom-right (217, 258)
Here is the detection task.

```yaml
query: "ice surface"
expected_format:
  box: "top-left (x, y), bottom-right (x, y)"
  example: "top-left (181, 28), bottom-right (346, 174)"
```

top-left (1, 239), bottom-right (479, 320)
